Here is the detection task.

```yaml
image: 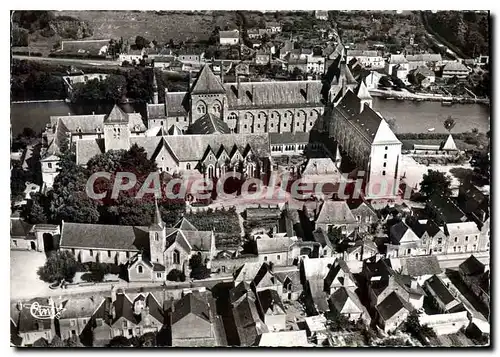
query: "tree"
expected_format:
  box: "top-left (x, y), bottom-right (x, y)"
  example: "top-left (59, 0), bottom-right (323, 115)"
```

top-left (386, 118), bottom-right (397, 133)
top-left (379, 76), bottom-right (392, 87)
top-left (419, 170), bottom-right (452, 198)
top-left (108, 336), bottom-right (131, 347)
top-left (189, 253), bottom-right (211, 280)
top-left (403, 310), bottom-right (436, 342)
top-left (325, 309), bottom-right (350, 331)
top-left (32, 338), bottom-right (49, 347)
top-left (443, 116), bottom-right (456, 133)
top-left (135, 36), bottom-right (150, 50)
top-left (49, 335), bottom-right (65, 347)
top-left (470, 151), bottom-right (490, 179)
top-left (65, 335), bottom-right (84, 347)
top-left (167, 269), bottom-right (186, 282)
top-left (37, 250), bottom-right (78, 283)
top-left (26, 197), bottom-right (48, 224)
top-left (139, 332), bottom-right (157, 347)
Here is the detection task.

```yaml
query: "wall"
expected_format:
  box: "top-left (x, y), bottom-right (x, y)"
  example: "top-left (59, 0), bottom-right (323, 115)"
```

top-left (367, 142), bottom-right (401, 198)
top-left (63, 248), bottom-right (136, 265)
top-left (418, 311), bottom-right (468, 335)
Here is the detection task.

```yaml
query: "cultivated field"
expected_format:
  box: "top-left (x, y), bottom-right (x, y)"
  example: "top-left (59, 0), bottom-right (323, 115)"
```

top-left (57, 10), bottom-right (239, 43)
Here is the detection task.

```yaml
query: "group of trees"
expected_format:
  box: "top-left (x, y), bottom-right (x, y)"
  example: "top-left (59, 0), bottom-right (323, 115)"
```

top-left (189, 253), bottom-right (211, 280)
top-left (24, 145), bottom-right (185, 227)
top-left (70, 75), bottom-right (127, 103)
top-left (37, 250), bottom-right (79, 283)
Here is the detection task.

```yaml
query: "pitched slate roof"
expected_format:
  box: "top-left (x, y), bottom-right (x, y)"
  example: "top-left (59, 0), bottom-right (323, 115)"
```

top-left (191, 65), bottom-right (226, 94)
top-left (459, 255), bottom-right (485, 276)
top-left (129, 133), bottom-right (271, 163)
top-left (406, 54), bottom-right (442, 62)
top-left (443, 62), bottom-right (469, 72)
top-left (188, 113), bottom-right (230, 134)
top-left (354, 79), bottom-right (372, 100)
top-left (316, 200), bottom-right (357, 225)
top-left (166, 92), bottom-right (189, 116)
top-left (347, 50), bottom-right (379, 57)
top-left (256, 236), bottom-right (295, 254)
top-left (10, 218), bottom-right (33, 237)
top-left (441, 134), bottom-right (458, 151)
top-left (220, 30), bottom-right (239, 39)
top-left (224, 80), bottom-right (323, 110)
top-left (104, 105), bottom-right (130, 124)
top-left (273, 267), bottom-right (302, 293)
top-left (230, 281), bottom-right (256, 305)
top-left (406, 218), bottom-right (441, 238)
top-left (329, 287), bottom-right (365, 314)
top-left (18, 301), bottom-right (53, 333)
top-left (165, 229), bottom-right (191, 253)
top-left (387, 54), bottom-right (408, 64)
top-left (183, 230), bottom-right (213, 252)
top-left (332, 62), bottom-right (358, 86)
top-left (60, 296), bottom-right (106, 320)
top-left (389, 221), bottom-right (418, 244)
top-left (113, 293), bottom-right (136, 324)
top-left (257, 289), bottom-right (285, 314)
top-left (146, 293), bottom-right (164, 324)
top-left (427, 194), bottom-right (467, 224)
top-left (302, 257), bottom-right (336, 281)
top-left (268, 132), bottom-right (311, 145)
top-left (173, 217), bottom-right (198, 231)
top-left (60, 222), bottom-right (148, 251)
top-left (233, 298), bottom-right (268, 346)
top-left (171, 293), bottom-right (211, 325)
top-left (376, 291), bottom-right (411, 321)
top-left (234, 262), bottom-right (265, 282)
top-left (324, 259), bottom-right (355, 287)
top-left (425, 275), bottom-right (456, 305)
top-left (389, 256), bottom-right (441, 277)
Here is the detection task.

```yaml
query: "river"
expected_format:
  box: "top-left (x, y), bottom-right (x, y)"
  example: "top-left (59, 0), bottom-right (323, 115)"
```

top-left (10, 98), bottom-right (490, 137)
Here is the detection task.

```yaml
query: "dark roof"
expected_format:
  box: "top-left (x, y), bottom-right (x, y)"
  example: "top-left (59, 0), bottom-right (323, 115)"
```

top-left (332, 62), bottom-right (358, 86)
top-left (253, 263), bottom-right (276, 288)
top-left (274, 268), bottom-right (302, 293)
top-left (153, 263), bottom-right (165, 272)
top-left (188, 113), bottom-right (230, 134)
top-left (104, 105), bottom-right (129, 124)
top-left (376, 292), bottom-right (410, 321)
top-left (60, 222), bottom-right (148, 251)
top-left (392, 256), bottom-right (441, 276)
top-left (257, 289), bottom-right (285, 314)
top-left (389, 221), bottom-right (410, 244)
top-left (406, 218), bottom-right (442, 238)
top-left (427, 194), bottom-right (467, 224)
top-left (459, 255), bottom-right (485, 276)
top-left (232, 296), bottom-right (268, 346)
top-left (191, 65), bottom-right (226, 95)
top-left (113, 293), bottom-right (136, 324)
top-left (230, 281), bottom-right (256, 305)
top-left (348, 106), bottom-right (384, 143)
top-left (146, 293), bottom-right (164, 324)
top-left (458, 184), bottom-right (489, 215)
top-left (269, 132), bottom-right (311, 145)
top-left (425, 275), bottom-right (455, 305)
top-left (10, 218), bottom-right (33, 237)
top-left (171, 293), bottom-right (211, 325)
top-left (18, 298), bottom-right (53, 333)
top-left (324, 259), bottom-right (354, 288)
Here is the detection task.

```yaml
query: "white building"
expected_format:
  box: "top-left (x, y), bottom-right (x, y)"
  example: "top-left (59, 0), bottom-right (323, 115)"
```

top-left (219, 30), bottom-right (240, 45)
top-left (347, 50), bottom-right (385, 69)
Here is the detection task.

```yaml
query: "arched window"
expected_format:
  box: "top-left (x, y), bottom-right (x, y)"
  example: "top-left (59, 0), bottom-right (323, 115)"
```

top-left (208, 165), bottom-right (214, 179)
top-left (186, 163), bottom-right (191, 170)
top-left (173, 250), bottom-right (180, 264)
top-left (196, 102), bottom-right (206, 114)
top-left (155, 233), bottom-right (159, 241)
top-left (138, 265), bottom-right (143, 274)
top-left (213, 103), bottom-right (221, 113)
top-left (228, 112), bottom-right (238, 120)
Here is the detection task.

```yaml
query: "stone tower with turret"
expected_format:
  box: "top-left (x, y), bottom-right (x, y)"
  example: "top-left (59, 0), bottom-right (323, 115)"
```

top-left (103, 105), bottom-right (131, 152)
top-left (149, 200), bottom-right (166, 266)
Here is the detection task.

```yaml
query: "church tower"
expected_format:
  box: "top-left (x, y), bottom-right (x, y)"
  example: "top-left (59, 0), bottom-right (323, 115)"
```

top-left (152, 71), bottom-right (159, 105)
top-left (189, 65), bottom-right (227, 123)
top-left (328, 49), bottom-right (358, 105)
top-left (354, 79), bottom-right (373, 113)
top-left (103, 105), bottom-right (131, 152)
top-left (149, 200), bottom-right (166, 266)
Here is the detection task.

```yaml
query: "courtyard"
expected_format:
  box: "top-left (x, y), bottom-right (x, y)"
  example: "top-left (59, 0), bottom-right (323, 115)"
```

top-left (10, 250), bottom-right (52, 300)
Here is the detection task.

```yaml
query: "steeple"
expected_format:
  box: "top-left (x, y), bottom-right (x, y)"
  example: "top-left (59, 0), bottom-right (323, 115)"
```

top-left (152, 71), bottom-right (159, 105)
top-left (354, 78), bottom-right (372, 112)
top-left (151, 198), bottom-right (164, 229)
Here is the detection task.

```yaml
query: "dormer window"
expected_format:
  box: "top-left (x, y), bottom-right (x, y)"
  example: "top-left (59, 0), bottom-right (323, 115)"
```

top-left (95, 127), bottom-right (101, 132)
top-left (77, 127), bottom-right (83, 133)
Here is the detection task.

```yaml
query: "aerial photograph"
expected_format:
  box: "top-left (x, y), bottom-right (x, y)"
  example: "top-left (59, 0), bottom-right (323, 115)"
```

top-left (10, 10), bottom-right (490, 347)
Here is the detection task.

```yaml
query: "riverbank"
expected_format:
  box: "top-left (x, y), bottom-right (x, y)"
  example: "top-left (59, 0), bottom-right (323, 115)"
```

top-left (370, 88), bottom-right (490, 105)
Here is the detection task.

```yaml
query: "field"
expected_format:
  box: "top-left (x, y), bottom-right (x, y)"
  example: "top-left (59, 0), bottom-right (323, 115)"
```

top-left (57, 11), bottom-right (239, 43)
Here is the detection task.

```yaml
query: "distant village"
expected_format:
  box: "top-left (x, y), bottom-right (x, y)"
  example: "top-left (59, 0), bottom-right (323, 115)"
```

top-left (10, 10), bottom-right (490, 348)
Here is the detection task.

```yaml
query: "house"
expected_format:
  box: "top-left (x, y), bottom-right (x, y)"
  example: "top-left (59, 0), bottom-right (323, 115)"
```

top-left (247, 28), bottom-right (260, 39)
top-left (442, 62), bottom-right (470, 78)
top-left (230, 282), bottom-right (268, 346)
top-left (328, 287), bottom-right (371, 325)
top-left (375, 291), bottom-right (413, 333)
top-left (255, 233), bottom-right (300, 266)
top-left (257, 289), bottom-right (286, 331)
top-left (234, 62), bottom-right (250, 76)
top-left (265, 22), bottom-right (282, 33)
top-left (324, 258), bottom-right (357, 295)
top-left (219, 30), bottom-right (240, 46)
top-left (392, 64), bottom-right (409, 81)
top-left (444, 221), bottom-right (482, 254)
top-left (153, 55), bottom-right (176, 70)
top-left (315, 200), bottom-right (357, 236)
top-left (314, 10), bottom-right (329, 21)
top-left (57, 296), bottom-right (107, 342)
top-left (313, 229), bottom-right (336, 258)
top-left (119, 48), bottom-right (146, 64)
top-left (459, 255), bottom-right (489, 309)
top-left (301, 256), bottom-right (336, 314)
top-left (368, 273), bottom-right (425, 310)
top-left (16, 298), bottom-right (55, 346)
top-left (364, 71), bottom-right (384, 89)
top-left (457, 183), bottom-right (489, 228)
top-left (252, 263), bottom-right (284, 293)
top-left (90, 297), bottom-right (114, 347)
top-left (166, 292), bottom-right (227, 347)
top-left (255, 50), bottom-right (271, 65)
top-left (273, 266), bottom-right (302, 301)
top-left (258, 330), bottom-right (310, 347)
top-left (426, 194), bottom-right (468, 224)
top-left (349, 201), bottom-right (378, 232)
top-left (387, 221), bottom-right (422, 257)
top-left (287, 58), bottom-right (308, 74)
top-left (387, 255), bottom-right (441, 284)
top-left (406, 218), bottom-right (447, 255)
top-left (384, 54), bottom-right (409, 75)
top-left (411, 66), bottom-right (436, 88)
top-left (306, 56), bottom-right (326, 74)
top-left (346, 50), bottom-right (384, 69)
top-left (176, 49), bottom-right (205, 63)
top-left (343, 239), bottom-right (378, 262)
top-left (424, 275), bottom-right (463, 313)
top-left (303, 315), bottom-right (329, 345)
top-left (405, 53), bottom-right (442, 71)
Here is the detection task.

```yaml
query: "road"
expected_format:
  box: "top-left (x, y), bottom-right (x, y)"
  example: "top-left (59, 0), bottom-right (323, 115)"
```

top-left (12, 55), bottom-right (121, 68)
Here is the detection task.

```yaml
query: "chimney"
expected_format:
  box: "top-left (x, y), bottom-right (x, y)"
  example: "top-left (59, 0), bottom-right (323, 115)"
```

top-left (220, 63), bottom-right (225, 84)
top-left (410, 279), bottom-right (418, 290)
top-left (188, 71), bottom-right (192, 89)
top-left (164, 87), bottom-right (169, 117)
top-left (251, 85), bottom-right (255, 104)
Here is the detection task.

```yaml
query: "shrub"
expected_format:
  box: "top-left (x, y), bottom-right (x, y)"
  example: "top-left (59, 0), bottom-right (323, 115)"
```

top-left (166, 269), bottom-right (185, 282)
top-left (37, 250), bottom-right (78, 283)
